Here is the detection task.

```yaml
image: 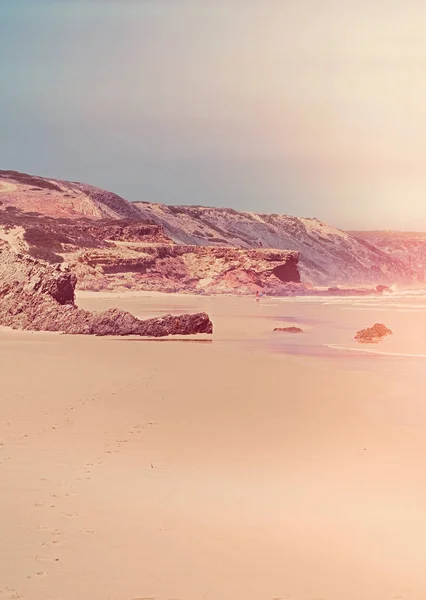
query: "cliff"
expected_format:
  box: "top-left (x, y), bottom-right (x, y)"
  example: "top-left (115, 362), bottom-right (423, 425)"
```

top-left (0, 209), bottom-right (301, 295)
top-left (0, 247), bottom-right (212, 336)
top-left (74, 246), bottom-right (301, 295)
top-left (134, 202), bottom-right (414, 286)
top-left (0, 170), bottom-right (416, 287)
top-left (350, 230), bottom-right (426, 282)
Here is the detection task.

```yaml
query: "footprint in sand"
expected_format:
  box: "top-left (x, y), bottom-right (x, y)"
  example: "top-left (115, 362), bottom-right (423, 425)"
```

top-left (41, 539), bottom-right (62, 548)
top-left (37, 526), bottom-right (63, 536)
top-left (33, 555), bottom-right (60, 563)
top-left (34, 501), bottom-right (57, 509)
top-left (0, 589), bottom-right (22, 600)
top-left (26, 572), bottom-right (48, 579)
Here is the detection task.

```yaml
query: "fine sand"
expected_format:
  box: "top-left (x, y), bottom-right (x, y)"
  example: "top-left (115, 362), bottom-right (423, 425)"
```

top-left (1, 293), bottom-right (426, 600)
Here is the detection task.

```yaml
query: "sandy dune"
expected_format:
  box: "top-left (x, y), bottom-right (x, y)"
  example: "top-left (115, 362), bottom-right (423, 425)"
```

top-left (1, 294), bottom-right (426, 600)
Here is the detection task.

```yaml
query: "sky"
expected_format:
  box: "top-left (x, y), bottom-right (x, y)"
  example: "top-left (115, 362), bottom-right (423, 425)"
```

top-left (2, 0), bottom-right (426, 229)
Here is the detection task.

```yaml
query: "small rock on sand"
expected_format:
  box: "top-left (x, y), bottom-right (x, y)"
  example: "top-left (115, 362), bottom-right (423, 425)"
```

top-left (354, 323), bottom-right (392, 343)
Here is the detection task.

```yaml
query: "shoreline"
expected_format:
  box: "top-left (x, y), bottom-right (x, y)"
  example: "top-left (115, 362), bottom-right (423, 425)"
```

top-left (2, 293), bottom-right (426, 599)
top-left (75, 286), bottom-right (426, 301)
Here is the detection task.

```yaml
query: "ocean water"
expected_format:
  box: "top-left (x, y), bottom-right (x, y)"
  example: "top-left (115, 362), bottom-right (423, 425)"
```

top-left (267, 290), bottom-right (426, 362)
top-left (77, 289), bottom-right (426, 432)
top-left (264, 290), bottom-right (426, 429)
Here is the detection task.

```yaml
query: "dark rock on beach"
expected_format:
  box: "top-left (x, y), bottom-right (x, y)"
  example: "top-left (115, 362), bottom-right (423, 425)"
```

top-left (0, 248), bottom-right (213, 337)
top-left (354, 323), bottom-right (392, 343)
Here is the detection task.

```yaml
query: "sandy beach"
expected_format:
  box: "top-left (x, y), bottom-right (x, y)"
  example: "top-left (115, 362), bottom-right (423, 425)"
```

top-left (1, 293), bottom-right (426, 600)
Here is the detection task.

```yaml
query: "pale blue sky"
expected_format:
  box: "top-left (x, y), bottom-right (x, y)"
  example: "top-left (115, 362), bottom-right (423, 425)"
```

top-left (2, 0), bottom-right (426, 228)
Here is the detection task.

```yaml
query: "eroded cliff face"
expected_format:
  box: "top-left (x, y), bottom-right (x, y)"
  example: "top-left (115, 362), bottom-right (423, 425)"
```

top-left (135, 202), bottom-right (415, 285)
top-left (351, 230), bottom-right (426, 282)
top-left (0, 247), bottom-right (212, 336)
top-left (73, 246), bottom-right (301, 295)
top-left (0, 209), bottom-right (301, 295)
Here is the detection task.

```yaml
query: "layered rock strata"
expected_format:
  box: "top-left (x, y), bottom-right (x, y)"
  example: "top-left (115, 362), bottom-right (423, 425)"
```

top-left (74, 246), bottom-right (301, 294)
top-left (1, 170), bottom-right (416, 287)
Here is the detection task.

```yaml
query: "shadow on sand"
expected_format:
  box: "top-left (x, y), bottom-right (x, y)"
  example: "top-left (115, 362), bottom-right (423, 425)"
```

top-left (109, 338), bottom-right (213, 344)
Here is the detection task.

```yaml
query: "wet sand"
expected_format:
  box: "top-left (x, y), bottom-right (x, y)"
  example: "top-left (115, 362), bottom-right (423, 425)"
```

top-left (1, 293), bottom-right (426, 599)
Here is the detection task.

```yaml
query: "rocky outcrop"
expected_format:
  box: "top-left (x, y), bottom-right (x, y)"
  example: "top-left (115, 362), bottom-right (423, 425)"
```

top-left (0, 207), bottom-right (301, 295)
top-left (375, 284), bottom-right (392, 294)
top-left (273, 327), bottom-right (303, 333)
top-left (74, 246), bottom-right (301, 295)
top-left (0, 249), bottom-right (212, 336)
top-left (354, 323), bottom-right (393, 343)
top-left (0, 209), bottom-right (171, 263)
top-left (323, 285), bottom-right (392, 296)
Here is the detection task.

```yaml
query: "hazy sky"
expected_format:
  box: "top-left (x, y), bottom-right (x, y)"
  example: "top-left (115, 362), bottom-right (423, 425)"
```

top-left (2, 0), bottom-right (426, 229)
